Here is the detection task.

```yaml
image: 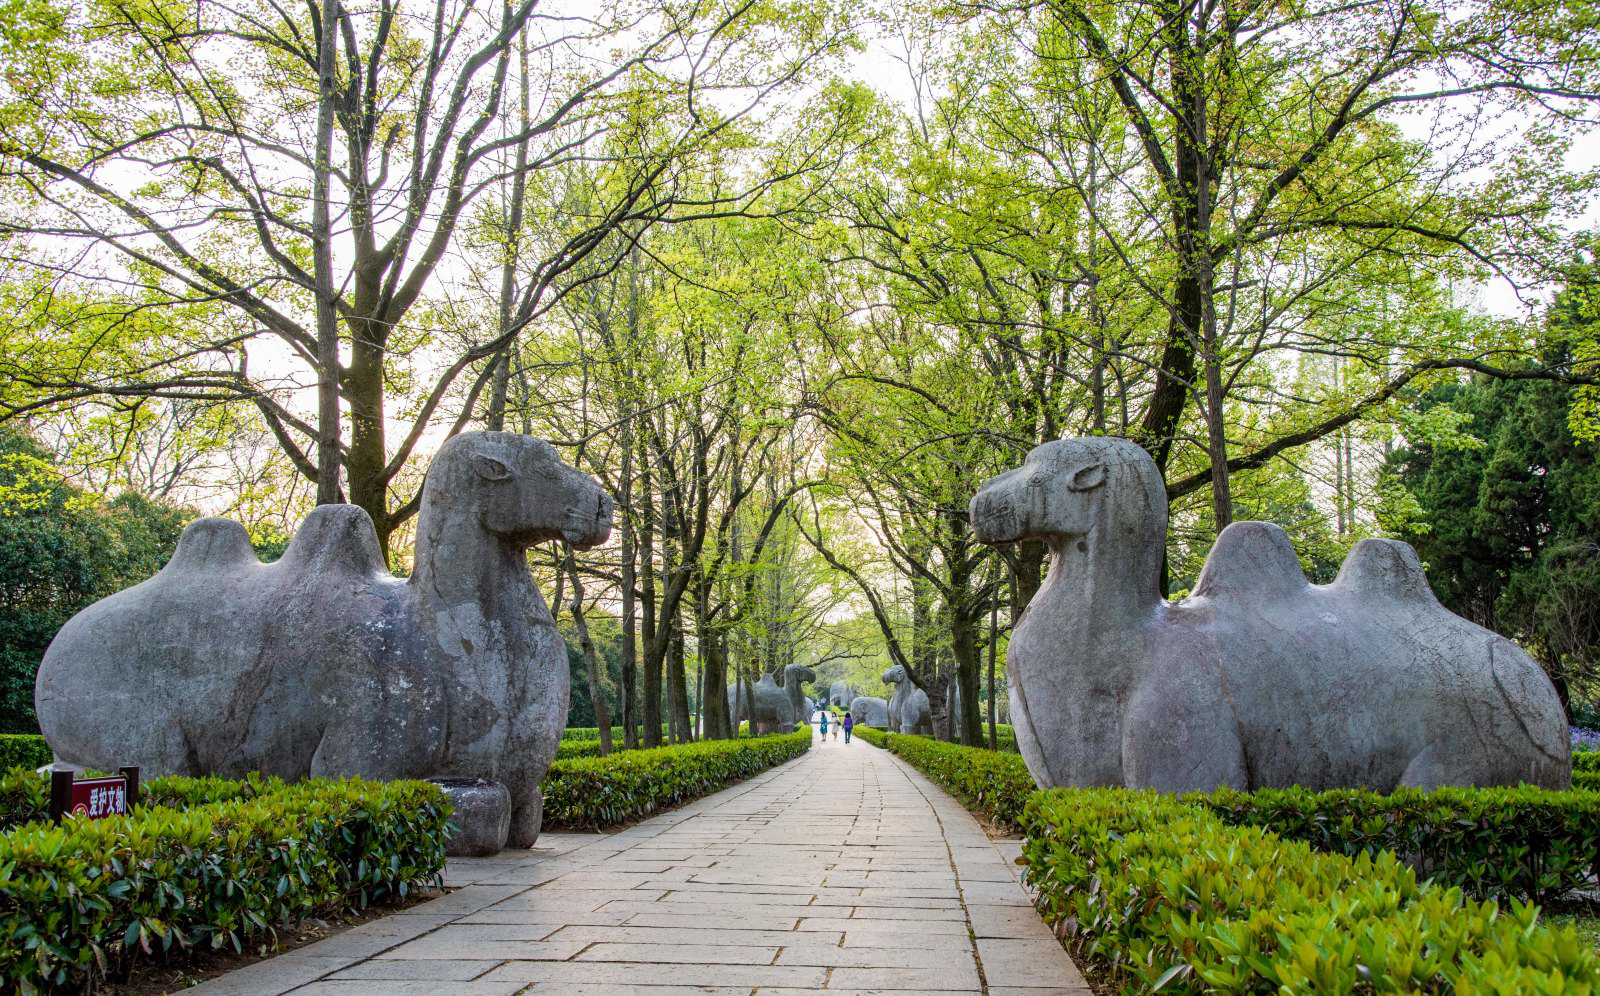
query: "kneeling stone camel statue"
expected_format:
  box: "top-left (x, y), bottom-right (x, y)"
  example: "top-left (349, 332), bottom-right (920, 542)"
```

top-left (36, 431), bottom-right (613, 847)
top-left (970, 437), bottom-right (1570, 792)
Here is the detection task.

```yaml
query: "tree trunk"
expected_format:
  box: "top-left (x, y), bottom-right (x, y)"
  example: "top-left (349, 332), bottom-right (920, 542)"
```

top-left (986, 593), bottom-right (999, 751)
top-left (565, 548), bottom-right (611, 756)
top-left (619, 421), bottom-right (639, 750)
top-left (311, 0), bottom-right (342, 506)
top-left (640, 461), bottom-right (662, 747)
top-left (668, 624), bottom-right (690, 743)
top-left (485, 27), bottom-right (530, 432)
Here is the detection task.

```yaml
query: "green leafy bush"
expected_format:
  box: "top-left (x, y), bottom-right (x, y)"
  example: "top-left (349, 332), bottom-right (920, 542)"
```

top-left (0, 735), bottom-right (49, 770)
top-left (875, 734), bottom-right (1600, 906)
top-left (1574, 752), bottom-right (1600, 773)
top-left (0, 773), bottom-right (449, 994)
top-left (542, 730), bottom-right (810, 831)
top-left (851, 725), bottom-right (889, 748)
top-left (1203, 784), bottom-right (1600, 903)
top-left (878, 732), bottom-right (1034, 833)
top-left (560, 725), bottom-right (669, 743)
top-left (1576, 769), bottom-right (1600, 791)
top-left (1023, 788), bottom-right (1600, 994)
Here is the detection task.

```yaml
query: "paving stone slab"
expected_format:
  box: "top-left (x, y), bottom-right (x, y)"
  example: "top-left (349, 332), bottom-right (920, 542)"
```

top-left (186, 732), bottom-right (1092, 994)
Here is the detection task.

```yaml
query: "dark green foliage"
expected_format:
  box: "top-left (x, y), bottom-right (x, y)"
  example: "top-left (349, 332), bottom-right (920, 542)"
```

top-left (0, 430), bottom-right (191, 733)
top-left (1200, 785), bottom-right (1600, 904)
top-left (851, 725), bottom-right (889, 748)
top-left (1388, 356), bottom-right (1600, 711)
top-left (872, 730), bottom-right (1034, 832)
top-left (1022, 789), bottom-right (1600, 994)
top-left (876, 734), bottom-right (1600, 907)
top-left (542, 730), bottom-right (810, 831)
top-left (0, 770), bottom-right (449, 994)
top-left (0, 734), bottom-right (50, 770)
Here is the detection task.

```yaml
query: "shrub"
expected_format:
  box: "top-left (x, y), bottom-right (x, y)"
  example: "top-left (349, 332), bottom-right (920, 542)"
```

top-left (0, 773), bottom-right (449, 994)
top-left (874, 735), bottom-right (1600, 904)
top-left (879, 733), bottom-right (1034, 833)
top-left (1023, 788), bottom-right (1600, 994)
top-left (1201, 784), bottom-right (1600, 904)
top-left (1574, 751), bottom-right (1600, 773)
top-left (852, 725), bottom-right (889, 748)
top-left (542, 730), bottom-right (810, 831)
top-left (0, 735), bottom-right (50, 771)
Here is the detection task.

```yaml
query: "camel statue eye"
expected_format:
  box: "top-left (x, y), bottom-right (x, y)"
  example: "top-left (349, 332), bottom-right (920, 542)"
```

top-left (1068, 463), bottom-right (1106, 492)
top-left (471, 455), bottom-right (514, 482)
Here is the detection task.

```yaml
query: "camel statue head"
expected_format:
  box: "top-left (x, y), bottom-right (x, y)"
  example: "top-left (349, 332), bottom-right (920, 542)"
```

top-left (970, 437), bottom-right (1165, 549)
top-left (881, 663), bottom-right (905, 686)
top-left (785, 664), bottom-right (817, 686)
top-left (424, 432), bottom-right (613, 550)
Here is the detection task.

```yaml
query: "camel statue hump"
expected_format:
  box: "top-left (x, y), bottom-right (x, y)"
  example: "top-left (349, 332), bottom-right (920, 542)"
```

top-left (1191, 521), bottom-right (1308, 601)
top-left (275, 504), bottom-right (388, 579)
top-left (164, 518), bottom-right (259, 575)
top-left (1330, 538), bottom-right (1439, 604)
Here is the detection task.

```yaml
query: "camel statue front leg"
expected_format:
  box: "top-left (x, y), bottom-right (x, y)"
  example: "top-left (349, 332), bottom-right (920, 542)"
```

top-left (507, 776), bottom-right (545, 849)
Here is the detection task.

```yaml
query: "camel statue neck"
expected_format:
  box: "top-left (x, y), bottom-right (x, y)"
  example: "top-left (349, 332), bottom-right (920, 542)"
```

top-left (1043, 521), bottom-right (1163, 625)
top-left (410, 495), bottom-right (539, 618)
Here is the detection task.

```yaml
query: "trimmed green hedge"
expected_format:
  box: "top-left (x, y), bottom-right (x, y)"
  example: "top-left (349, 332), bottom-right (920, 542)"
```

top-left (542, 730), bottom-right (811, 831)
top-left (1023, 788), bottom-right (1600, 993)
top-left (1203, 784), bottom-right (1600, 903)
top-left (875, 730), bottom-right (1033, 833)
top-left (878, 735), bottom-right (1600, 905)
top-left (561, 725), bottom-right (671, 743)
top-left (0, 735), bottom-right (51, 771)
top-left (0, 771), bottom-right (449, 994)
top-left (852, 725), bottom-right (889, 748)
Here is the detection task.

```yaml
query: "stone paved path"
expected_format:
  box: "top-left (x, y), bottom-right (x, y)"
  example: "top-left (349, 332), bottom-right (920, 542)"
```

top-left (184, 730), bottom-right (1090, 995)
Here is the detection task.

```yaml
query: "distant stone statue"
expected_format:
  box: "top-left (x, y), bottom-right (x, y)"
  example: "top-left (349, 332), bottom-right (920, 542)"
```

top-left (829, 680), bottom-right (855, 710)
top-left (969, 437), bottom-right (1571, 793)
top-left (782, 664), bottom-right (816, 731)
top-left (850, 696), bottom-right (888, 728)
top-left (36, 431), bottom-right (614, 849)
top-left (881, 664), bottom-right (932, 736)
top-left (745, 673), bottom-right (796, 734)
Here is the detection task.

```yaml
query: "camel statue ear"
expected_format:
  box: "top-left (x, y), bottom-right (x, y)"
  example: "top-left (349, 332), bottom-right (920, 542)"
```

top-left (471, 454), bottom-right (513, 482)
top-left (1068, 462), bottom-right (1106, 492)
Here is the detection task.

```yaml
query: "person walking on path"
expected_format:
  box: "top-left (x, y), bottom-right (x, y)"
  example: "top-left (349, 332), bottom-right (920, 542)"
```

top-left (842, 712), bottom-right (854, 744)
top-left (819, 710), bottom-right (829, 741)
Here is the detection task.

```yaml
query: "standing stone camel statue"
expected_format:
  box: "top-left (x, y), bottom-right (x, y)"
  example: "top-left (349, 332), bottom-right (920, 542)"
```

top-left (829, 680), bottom-right (856, 710)
top-left (782, 664), bottom-right (816, 730)
top-left (969, 437), bottom-right (1570, 793)
top-left (881, 664), bottom-right (932, 735)
top-left (36, 431), bottom-right (613, 847)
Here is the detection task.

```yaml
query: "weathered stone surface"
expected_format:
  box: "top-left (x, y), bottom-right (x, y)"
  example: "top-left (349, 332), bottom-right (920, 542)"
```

top-left (748, 673), bottom-right (795, 734)
top-left (181, 733), bottom-right (1091, 996)
top-left (969, 436), bottom-right (1572, 793)
top-left (782, 665), bottom-right (816, 731)
top-left (37, 432), bottom-right (613, 849)
top-left (881, 665), bottom-right (932, 736)
top-left (435, 779), bottom-right (512, 857)
top-left (849, 696), bottom-right (888, 727)
top-left (828, 680), bottom-right (855, 710)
